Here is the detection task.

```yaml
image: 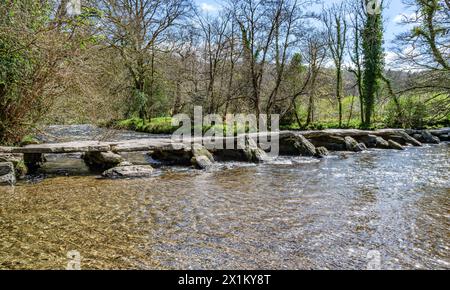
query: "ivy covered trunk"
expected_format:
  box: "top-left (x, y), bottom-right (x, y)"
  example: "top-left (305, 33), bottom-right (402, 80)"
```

top-left (362, 1), bottom-right (384, 128)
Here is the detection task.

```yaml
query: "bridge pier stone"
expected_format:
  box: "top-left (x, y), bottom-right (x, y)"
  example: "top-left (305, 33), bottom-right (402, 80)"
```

top-left (23, 153), bottom-right (46, 172)
top-left (83, 151), bottom-right (124, 171)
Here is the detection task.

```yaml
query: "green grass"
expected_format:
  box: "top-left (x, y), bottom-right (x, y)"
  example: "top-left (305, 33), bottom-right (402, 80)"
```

top-left (111, 117), bottom-right (275, 135)
top-left (20, 135), bottom-right (40, 146)
top-left (111, 110), bottom-right (449, 136)
top-left (281, 119), bottom-right (387, 131)
top-left (115, 117), bottom-right (178, 134)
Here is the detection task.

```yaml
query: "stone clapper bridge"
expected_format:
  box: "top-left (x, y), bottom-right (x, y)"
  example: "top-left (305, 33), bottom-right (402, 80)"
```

top-left (0, 128), bottom-right (448, 183)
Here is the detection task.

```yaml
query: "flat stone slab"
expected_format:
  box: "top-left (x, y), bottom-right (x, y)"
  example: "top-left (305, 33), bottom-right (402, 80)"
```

top-left (0, 140), bottom-right (187, 154)
top-left (9, 141), bottom-right (112, 154)
top-left (111, 139), bottom-right (188, 152)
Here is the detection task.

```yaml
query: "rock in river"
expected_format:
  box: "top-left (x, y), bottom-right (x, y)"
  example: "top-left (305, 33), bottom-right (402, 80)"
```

top-left (192, 155), bottom-right (214, 170)
top-left (315, 147), bottom-right (329, 158)
top-left (420, 131), bottom-right (440, 144)
top-left (355, 142), bottom-right (367, 152)
top-left (375, 136), bottom-right (390, 149)
top-left (83, 151), bottom-right (124, 169)
top-left (243, 136), bottom-right (269, 163)
top-left (151, 143), bottom-right (216, 168)
top-left (0, 153), bottom-right (27, 177)
top-left (388, 140), bottom-right (404, 150)
top-left (0, 153), bottom-right (22, 167)
top-left (376, 130), bottom-right (422, 146)
top-left (344, 136), bottom-right (358, 151)
top-left (344, 136), bottom-right (367, 152)
top-left (357, 134), bottom-right (378, 148)
top-left (102, 165), bottom-right (154, 178)
top-left (279, 133), bottom-right (317, 156)
top-left (439, 134), bottom-right (449, 141)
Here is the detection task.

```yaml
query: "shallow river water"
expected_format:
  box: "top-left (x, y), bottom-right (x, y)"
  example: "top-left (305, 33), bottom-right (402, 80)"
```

top-left (0, 126), bottom-right (449, 269)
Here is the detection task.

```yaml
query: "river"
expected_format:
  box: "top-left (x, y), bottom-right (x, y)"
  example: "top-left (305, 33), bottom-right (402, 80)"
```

top-left (0, 125), bottom-right (449, 269)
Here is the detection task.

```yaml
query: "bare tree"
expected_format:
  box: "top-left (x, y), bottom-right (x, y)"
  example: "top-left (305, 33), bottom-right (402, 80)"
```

top-left (100, 0), bottom-right (194, 119)
top-left (197, 10), bottom-right (232, 114)
top-left (229, 0), bottom-right (310, 119)
top-left (303, 32), bottom-right (327, 126)
top-left (322, 2), bottom-right (348, 127)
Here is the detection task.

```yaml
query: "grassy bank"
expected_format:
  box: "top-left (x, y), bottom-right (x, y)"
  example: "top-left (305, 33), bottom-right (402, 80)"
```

top-left (106, 116), bottom-right (450, 135)
top-left (113, 117), bottom-right (177, 134)
top-left (107, 117), bottom-right (263, 135)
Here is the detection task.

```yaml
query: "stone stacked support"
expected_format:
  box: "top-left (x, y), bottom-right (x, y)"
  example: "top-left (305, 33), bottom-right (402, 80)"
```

top-left (0, 162), bottom-right (16, 186)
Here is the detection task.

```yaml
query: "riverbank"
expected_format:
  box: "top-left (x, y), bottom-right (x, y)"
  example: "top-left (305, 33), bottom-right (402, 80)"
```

top-left (106, 117), bottom-right (450, 135)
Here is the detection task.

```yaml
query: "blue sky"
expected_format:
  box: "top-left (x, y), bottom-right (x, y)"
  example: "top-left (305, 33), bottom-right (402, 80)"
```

top-left (194, 0), bottom-right (413, 50)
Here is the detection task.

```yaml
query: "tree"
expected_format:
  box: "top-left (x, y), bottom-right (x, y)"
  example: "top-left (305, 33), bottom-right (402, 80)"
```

top-left (303, 31), bottom-right (327, 126)
top-left (361, 0), bottom-right (384, 127)
top-left (100, 0), bottom-right (194, 119)
top-left (347, 0), bottom-right (366, 124)
top-left (197, 10), bottom-right (232, 114)
top-left (0, 0), bottom-right (97, 144)
top-left (392, 0), bottom-right (450, 127)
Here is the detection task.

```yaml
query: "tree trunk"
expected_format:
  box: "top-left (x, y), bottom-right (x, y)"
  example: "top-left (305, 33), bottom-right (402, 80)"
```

top-left (336, 67), bottom-right (343, 127)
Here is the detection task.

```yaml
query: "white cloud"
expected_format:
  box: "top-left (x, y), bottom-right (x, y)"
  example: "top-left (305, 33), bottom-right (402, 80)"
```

top-left (393, 14), bottom-right (404, 24)
top-left (200, 3), bottom-right (219, 13)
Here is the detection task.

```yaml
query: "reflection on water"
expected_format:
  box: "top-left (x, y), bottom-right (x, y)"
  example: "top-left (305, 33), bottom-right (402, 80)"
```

top-left (0, 143), bottom-right (449, 269)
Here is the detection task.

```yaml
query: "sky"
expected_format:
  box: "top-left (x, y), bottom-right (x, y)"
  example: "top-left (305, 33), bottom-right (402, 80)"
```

top-left (194, 0), bottom-right (415, 63)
